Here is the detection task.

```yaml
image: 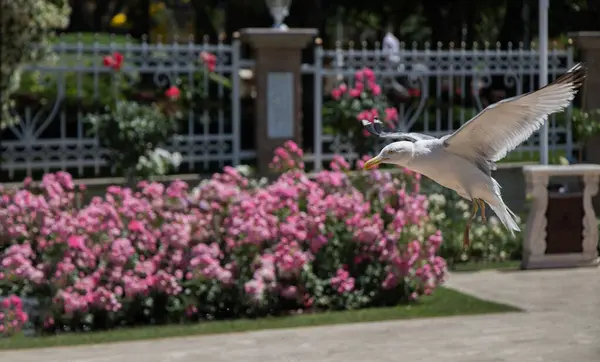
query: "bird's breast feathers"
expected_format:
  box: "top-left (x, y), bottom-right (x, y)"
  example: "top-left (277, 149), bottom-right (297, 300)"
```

top-left (408, 149), bottom-right (484, 193)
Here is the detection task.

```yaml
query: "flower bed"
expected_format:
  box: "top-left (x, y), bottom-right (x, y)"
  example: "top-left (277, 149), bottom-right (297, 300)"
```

top-left (0, 142), bottom-right (446, 334)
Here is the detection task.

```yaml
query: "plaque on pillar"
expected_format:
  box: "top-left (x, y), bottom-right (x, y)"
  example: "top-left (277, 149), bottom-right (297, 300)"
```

top-left (267, 72), bottom-right (294, 138)
top-left (522, 164), bottom-right (600, 269)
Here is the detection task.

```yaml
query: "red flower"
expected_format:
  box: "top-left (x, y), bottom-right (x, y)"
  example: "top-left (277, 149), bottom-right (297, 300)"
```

top-left (369, 82), bottom-right (381, 96)
top-left (385, 107), bottom-right (399, 122)
top-left (331, 88), bottom-right (342, 100)
top-left (331, 84), bottom-right (348, 100)
top-left (200, 51), bottom-right (217, 72)
top-left (102, 55), bottom-right (115, 68)
top-left (165, 86), bottom-right (181, 100)
top-left (362, 68), bottom-right (375, 82)
top-left (102, 52), bottom-right (124, 71)
top-left (370, 108), bottom-right (379, 119)
top-left (112, 52), bottom-right (124, 70)
top-left (356, 111), bottom-right (367, 123)
top-left (303, 294), bottom-right (314, 308)
top-left (349, 88), bottom-right (361, 98)
top-left (408, 88), bottom-right (421, 97)
top-left (355, 70), bottom-right (364, 82)
top-left (356, 108), bottom-right (378, 124)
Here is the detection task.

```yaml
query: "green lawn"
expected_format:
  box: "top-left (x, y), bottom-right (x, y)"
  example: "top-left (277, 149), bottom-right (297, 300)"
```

top-left (500, 149), bottom-right (568, 164)
top-left (450, 260), bottom-right (522, 272)
top-left (0, 287), bottom-right (519, 351)
top-left (32, 33), bottom-right (136, 68)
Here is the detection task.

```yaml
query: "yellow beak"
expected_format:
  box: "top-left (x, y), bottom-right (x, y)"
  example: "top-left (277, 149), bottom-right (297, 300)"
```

top-left (363, 155), bottom-right (383, 170)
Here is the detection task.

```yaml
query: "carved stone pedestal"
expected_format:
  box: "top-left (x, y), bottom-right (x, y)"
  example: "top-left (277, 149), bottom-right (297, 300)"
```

top-left (522, 165), bottom-right (600, 269)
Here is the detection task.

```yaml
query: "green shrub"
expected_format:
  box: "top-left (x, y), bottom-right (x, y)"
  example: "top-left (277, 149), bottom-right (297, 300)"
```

top-left (424, 180), bottom-right (523, 265)
top-left (85, 100), bottom-right (181, 179)
top-left (0, 0), bottom-right (70, 128)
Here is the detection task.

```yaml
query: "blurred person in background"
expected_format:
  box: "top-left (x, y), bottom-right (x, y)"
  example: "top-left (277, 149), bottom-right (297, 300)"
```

top-left (382, 23), bottom-right (410, 102)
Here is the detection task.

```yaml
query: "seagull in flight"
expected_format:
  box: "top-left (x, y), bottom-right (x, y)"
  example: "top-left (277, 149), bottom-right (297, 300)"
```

top-left (362, 63), bottom-right (586, 245)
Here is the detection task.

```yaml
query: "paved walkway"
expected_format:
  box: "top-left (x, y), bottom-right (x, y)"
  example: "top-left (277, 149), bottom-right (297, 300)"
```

top-left (2, 267), bottom-right (599, 362)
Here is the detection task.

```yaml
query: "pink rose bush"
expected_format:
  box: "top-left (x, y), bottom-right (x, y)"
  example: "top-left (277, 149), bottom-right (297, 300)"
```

top-left (0, 295), bottom-right (28, 336)
top-left (328, 68), bottom-right (397, 127)
top-left (324, 67), bottom-right (399, 154)
top-left (0, 143), bottom-right (446, 334)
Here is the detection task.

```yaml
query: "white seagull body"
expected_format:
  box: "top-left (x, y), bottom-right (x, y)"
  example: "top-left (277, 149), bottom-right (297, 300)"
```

top-left (363, 63), bottom-right (586, 244)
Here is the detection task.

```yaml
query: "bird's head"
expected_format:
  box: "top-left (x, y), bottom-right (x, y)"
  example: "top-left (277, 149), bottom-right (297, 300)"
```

top-left (363, 141), bottom-right (415, 170)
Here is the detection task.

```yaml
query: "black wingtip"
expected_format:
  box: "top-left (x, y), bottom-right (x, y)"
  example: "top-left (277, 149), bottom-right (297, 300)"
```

top-left (360, 118), bottom-right (383, 126)
top-left (371, 117), bottom-right (384, 133)
top-left (362, 119), bottom-right (377, 136)
top-left (554, 62), bottom-right (586, 89)
top-left (362, 117), bottom-right (384, 137)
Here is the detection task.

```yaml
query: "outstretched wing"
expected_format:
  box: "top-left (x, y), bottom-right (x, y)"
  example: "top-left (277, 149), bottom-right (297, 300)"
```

top-left (361, 118), bottom-right (437, 142)
top-left (443, 63), bottom-right (586, 163)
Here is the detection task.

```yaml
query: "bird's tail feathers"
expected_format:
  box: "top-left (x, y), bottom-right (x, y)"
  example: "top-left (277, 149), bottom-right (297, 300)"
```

top-left (487, 178), bottom-right (520, 235)
top-left (488, 202), bottom-right (520, 236)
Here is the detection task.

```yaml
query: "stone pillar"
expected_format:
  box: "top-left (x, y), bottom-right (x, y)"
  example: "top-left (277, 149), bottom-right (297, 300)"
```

top-left (522, 165), bottom-right (600, 269)
top-left (569, 32), bottom-right (600, 111)
top-left (569, 32), bottom-right (600, 211)
top-left (240, 28), bottom-right (317, 175)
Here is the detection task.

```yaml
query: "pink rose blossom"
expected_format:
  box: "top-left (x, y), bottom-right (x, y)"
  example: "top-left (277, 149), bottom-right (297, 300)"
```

top-left (385, 107), bottom-right (399, 122)
top-left (349, 88), bottom-right (362, 98)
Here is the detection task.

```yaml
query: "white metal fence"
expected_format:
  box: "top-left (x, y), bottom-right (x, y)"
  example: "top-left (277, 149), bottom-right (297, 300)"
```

top-left (1, 36), bottom-right (254, 180)
top-left (1, 36), bottom-right (575, 180)
top-left (305, 41), bottom-right (575, 170)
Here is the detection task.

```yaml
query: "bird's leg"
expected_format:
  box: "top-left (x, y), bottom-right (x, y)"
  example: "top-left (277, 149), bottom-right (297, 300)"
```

top-left (477, 199), bottom-right (487, 223)
top-left (463, 200), bottom-right (479, 247)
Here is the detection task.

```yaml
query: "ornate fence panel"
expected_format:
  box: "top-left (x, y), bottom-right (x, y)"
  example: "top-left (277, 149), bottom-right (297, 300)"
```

top-left (306, 42), bottom-right (575, 170)
top-left (4, 36), bottom-right (577, 180)
top-left (1, 35), bottom-right (253, 181)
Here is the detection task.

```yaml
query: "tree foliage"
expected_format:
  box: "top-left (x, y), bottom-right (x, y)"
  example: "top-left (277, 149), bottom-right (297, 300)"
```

top-left (64, 1), bottom-right (600, 47)
top-left (0, 0), bottom-right (70, 128)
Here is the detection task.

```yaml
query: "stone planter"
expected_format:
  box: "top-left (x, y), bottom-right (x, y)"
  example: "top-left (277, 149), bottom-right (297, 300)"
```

top-left (522, 165), bottom-right (600, 269)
